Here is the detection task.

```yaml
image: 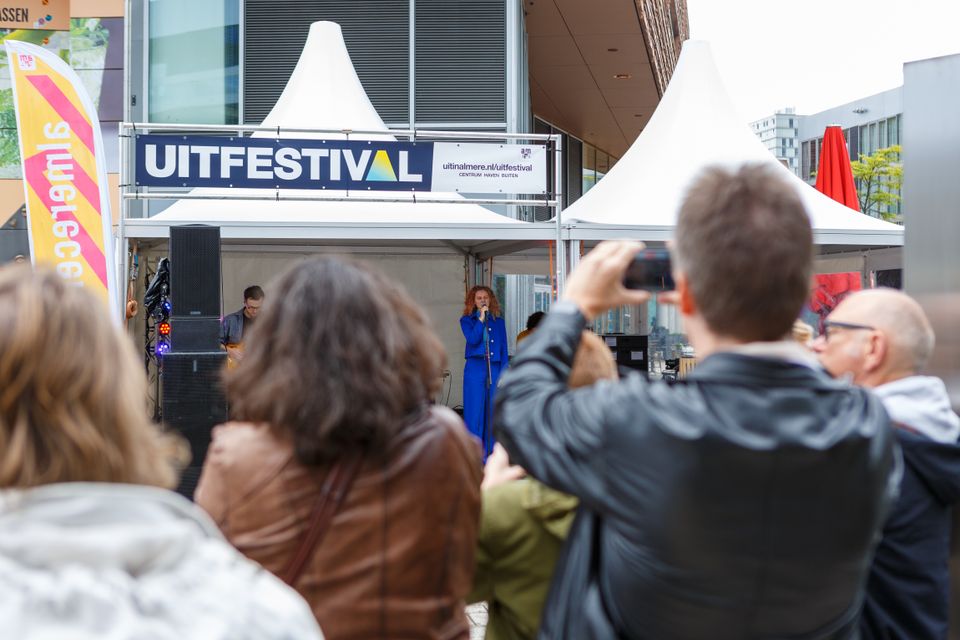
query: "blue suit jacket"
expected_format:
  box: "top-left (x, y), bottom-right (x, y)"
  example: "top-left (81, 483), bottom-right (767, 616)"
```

top-left (461, 312), bottom-right (509, 364)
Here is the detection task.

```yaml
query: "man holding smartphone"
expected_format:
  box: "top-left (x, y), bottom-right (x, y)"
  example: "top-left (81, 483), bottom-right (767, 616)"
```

top-left (494, 164), bottom-right (899, 640)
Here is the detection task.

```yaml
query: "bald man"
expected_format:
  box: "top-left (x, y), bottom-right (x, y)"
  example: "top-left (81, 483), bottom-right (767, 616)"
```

top-left (814, 288), bottom-right (960, 640)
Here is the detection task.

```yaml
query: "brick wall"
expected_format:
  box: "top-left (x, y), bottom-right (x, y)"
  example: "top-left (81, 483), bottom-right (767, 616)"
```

top-left (636, 0), bottom-right (688, 97)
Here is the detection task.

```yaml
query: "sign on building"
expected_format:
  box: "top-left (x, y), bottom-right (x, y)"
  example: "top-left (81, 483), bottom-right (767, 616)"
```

top-left (0, 0), bottom-right (69, 31)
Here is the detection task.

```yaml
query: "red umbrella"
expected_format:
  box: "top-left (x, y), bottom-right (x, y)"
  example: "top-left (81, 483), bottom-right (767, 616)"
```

top-left (815, 125), bottom-right (860, 212)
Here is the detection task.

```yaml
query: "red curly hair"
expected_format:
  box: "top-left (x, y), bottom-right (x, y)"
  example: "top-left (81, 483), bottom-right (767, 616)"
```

top-left (462, 285), bottom-right (501, 318)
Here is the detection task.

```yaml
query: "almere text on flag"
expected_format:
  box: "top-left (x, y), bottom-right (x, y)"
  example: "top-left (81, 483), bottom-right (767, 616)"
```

top-left (5, 40), bottom-right (118, 314)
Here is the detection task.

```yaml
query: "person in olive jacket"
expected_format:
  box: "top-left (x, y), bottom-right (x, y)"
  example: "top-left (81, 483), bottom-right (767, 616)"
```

top-left (494, 164), bottom-right (899, 640)
top-left (469, 331), bottom-right (618, 640)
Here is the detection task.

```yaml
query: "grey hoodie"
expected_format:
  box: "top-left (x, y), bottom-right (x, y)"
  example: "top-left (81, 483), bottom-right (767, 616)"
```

top-left (873, 375), bottom-right (960, 443)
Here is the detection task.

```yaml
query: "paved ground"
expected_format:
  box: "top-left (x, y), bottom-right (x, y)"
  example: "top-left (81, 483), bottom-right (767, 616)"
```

top-left (467, 602), bottom-right (488, 639)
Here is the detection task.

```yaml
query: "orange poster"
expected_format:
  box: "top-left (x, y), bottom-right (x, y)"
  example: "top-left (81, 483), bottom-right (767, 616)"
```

top-left (0, 0), bottom-right (69, 31)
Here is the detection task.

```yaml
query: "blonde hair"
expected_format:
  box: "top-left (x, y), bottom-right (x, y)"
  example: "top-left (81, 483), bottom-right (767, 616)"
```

top-left (569, 332), bottom-right (618, 388)
top-left (791, 319), bottom-right (814, 346)
top-left (0, 266), bottom-right (184, 488)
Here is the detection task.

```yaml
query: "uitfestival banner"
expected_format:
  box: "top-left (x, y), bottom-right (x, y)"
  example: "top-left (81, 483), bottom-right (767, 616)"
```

top-left (134, 134), bottom-right (549, 196)
top-left (6, 39), bottom-right (117, 313)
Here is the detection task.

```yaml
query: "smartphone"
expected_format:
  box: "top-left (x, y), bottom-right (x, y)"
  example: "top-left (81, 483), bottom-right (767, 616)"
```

top-left (623, 249), bottom-right (674, 291)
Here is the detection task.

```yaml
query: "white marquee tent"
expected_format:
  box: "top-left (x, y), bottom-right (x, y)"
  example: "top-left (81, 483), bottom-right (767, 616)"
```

top-left (562, 40), bottom-right (904, 251)
top-left (122, 22), bottom-right (556, 408)
top-left (123, 21), bottom-right (554, 250)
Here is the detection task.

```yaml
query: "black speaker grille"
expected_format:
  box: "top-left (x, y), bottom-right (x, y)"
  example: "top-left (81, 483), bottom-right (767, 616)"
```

top-left (170, 317), bottom-right (221, 352)
top-left (161, 351), bottom-right (228, 499)
top-left (169, 226), bottom-right (221, 318)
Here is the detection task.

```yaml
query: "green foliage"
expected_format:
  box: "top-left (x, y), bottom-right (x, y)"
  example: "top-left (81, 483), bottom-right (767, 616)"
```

top-left (851, 145), bottom-right (903, 222)
top-left (0, 89), bottom-right (20, 169)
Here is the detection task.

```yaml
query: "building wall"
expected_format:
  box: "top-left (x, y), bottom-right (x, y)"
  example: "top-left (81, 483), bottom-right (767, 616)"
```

top-left (900, 53), bottom-right (960, 640)
top-left (138, 0), bottom-right (516, 132)
top-left (750, 108), bottom-right (800, 176)
top-left (636, 0), bottom-right (688, 96)
top-left (797, 87), bottom-right (903, 219)
top-left (798, 87), bottom-right (902, 183)
top-left (797, 87), bottom-right (902, 144)
top-left (241, 0), bottom-right (512, 129)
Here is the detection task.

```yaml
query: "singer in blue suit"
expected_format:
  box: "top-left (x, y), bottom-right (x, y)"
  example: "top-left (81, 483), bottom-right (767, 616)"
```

top-left (460, 285), bottom-right (508, 458)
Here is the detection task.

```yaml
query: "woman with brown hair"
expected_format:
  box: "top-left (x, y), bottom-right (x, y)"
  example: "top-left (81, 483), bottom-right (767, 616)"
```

top-left (0, 267), bottom-right (322, 640)
top-left (195, 257), bottom-right (482, 640)
top-left (460, 285), bottom-right (509, 458)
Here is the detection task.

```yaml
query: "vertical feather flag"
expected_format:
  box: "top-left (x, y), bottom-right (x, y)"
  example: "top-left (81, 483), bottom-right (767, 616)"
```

top-left (6, 40), bottom-right (118, 315)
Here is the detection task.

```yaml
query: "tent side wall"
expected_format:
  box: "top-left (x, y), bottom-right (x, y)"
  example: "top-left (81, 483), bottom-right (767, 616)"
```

top-left (135, 246), bottom-right (471, 410)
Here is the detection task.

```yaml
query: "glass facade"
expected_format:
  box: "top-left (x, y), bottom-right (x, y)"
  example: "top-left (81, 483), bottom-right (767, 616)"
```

top-left (581, 142), bottom-right (617, 195)
top-left (148, 0), bottom-right (240, 124)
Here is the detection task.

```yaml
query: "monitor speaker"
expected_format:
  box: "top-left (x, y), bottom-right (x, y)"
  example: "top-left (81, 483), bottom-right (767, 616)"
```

top-left (161, 351), bottom-right (228, 498)
top-left (170, 317), bottom-right (221, 352)
top-left (601, 334), bottom-right (649, 377)
top-left (170, 225), bottom-right (221, 320)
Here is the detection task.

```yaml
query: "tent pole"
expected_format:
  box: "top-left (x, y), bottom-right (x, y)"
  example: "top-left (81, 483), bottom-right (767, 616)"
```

top-left (552, 133), bottom-right (565, 299)
top-left (569, 240), bottom-right (581, 270)
top-left (118, 123), bottom-right (128, 323)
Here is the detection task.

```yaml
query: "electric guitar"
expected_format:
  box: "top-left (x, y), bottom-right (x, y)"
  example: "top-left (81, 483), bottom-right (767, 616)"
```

top-left (225, 342), bottom-right (244, 370)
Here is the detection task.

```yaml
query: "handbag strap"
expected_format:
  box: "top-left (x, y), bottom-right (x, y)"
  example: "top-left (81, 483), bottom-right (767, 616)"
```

top-left (282, 455), bottom-right (364, 587)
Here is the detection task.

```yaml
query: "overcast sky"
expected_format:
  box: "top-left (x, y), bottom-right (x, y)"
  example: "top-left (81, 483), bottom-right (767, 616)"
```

top-left (686, 0), bottom-right (960, 122)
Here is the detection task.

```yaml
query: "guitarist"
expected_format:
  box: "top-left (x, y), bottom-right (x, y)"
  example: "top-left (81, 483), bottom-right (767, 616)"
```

top-left (220, 285), bottom-right (264, 367)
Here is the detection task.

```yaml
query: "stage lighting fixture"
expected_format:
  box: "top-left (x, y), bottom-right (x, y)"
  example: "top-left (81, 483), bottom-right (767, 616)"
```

top-left (155, 340), bottom-right (171, 357)
top-left (158, 321), bottom-right (171, 336)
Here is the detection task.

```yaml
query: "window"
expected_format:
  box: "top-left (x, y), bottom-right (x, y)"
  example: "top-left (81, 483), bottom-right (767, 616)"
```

top-left (148, 0), bottom-right (239, 124)
top-left (596, 150), bottom-right (610, 182)
top-left (807, 138), bottom-right (821, 181)
top-left (582, 144), bottom-right (597, 194)
top-left (848, 127), bottom-right (859, 161)
top-left (887, 115), bottom-right (899, 146)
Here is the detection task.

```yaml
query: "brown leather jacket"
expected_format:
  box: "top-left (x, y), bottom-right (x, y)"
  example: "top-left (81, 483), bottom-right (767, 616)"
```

top-left (195, 406), bottom-right (482, 640)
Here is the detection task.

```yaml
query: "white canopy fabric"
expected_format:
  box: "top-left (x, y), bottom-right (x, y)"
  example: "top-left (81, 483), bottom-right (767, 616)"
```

top-left (151, 21), bottom-right (521, 228)
top-left (562, 40), bottom-right (903, 246)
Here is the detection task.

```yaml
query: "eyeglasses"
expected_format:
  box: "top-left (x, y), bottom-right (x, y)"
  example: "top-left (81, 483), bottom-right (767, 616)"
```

top-left (822, 320), bottom-right (875, 340)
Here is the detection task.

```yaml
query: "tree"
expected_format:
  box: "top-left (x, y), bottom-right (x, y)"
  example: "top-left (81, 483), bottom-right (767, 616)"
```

top-left (851, 145), bottom-right (903, 222)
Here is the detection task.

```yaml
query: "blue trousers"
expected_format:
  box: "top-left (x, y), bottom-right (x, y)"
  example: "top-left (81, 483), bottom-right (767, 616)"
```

top-left (463, 357), bottom-right (501, 459)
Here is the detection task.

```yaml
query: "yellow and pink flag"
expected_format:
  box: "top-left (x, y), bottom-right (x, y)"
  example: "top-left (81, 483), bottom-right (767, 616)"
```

top-left (5, 40), bottom-right (117, 313)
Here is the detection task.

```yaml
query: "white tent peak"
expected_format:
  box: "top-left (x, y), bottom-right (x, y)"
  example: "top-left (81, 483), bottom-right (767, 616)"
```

top-left (258, 21), bottom-right (391, 141)
top-left (562, 40), bottom-right (902, 236)
top-left (154, 21), bottom-right (517, 226)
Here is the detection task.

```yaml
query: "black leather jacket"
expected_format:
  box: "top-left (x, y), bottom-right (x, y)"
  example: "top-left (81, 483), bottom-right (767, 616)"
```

top-left (495, 309), bottom-right (899, 640)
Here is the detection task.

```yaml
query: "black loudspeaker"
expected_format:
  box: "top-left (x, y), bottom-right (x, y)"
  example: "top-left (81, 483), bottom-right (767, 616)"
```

top-left (170, 225), bottom-right (221, 320)
top-left (162, 351), bottom-right (228, 498)
top-left (164, 226), bottom-right (225, 497)
top-left (170, 317), bottom-right (221, 352)
top-left (601, 334), bottom-right (649, 377)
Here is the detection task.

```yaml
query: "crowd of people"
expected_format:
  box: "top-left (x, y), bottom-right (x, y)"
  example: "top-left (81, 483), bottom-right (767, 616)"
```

top-left (0, 163), bottom-right (956, 640)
